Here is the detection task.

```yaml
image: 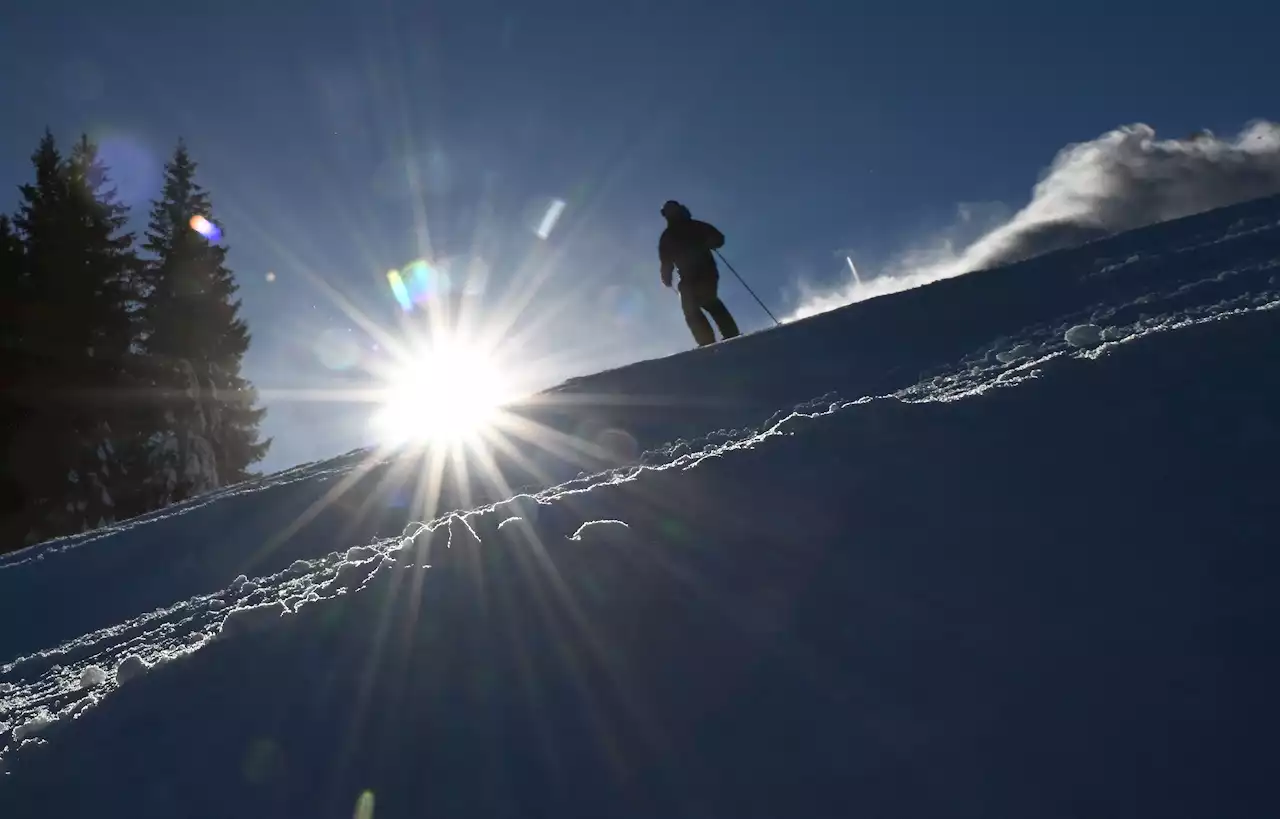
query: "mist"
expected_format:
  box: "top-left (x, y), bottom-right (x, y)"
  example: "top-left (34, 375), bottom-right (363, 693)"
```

top-left (791, 120), bottom-right (1280, 320)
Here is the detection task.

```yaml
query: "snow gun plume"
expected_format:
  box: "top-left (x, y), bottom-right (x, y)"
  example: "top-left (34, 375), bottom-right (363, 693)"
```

top-left (793, 120), bottom-right (1280, 320)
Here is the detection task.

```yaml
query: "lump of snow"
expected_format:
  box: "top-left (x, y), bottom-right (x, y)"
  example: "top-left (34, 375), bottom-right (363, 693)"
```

top-left (219, 602), bottom-right (286, 637)
top-left (80, 665), bottom-right (108, 689)
top-left (289, 559), bottom-right (312, 575)
top-left (229, 576), bottom-right (260, 595)
top-left (13, 710), bottom-right (53, 742)
top-left (996, 343), bottom-right (1036, 364)
top-left (243, 589), bottom-right (268, 606)
top-left (0, 682), bottom-right (14, 694)
top-left (325, 558), bottom-right (381, 591)
top-left (116, 655), bottom-right (151, 684)
top-left (66, 697), bottom-right (94, 718)
top-left (395, 539), bottom-right (428, 567)
top-left (1065, 324), bottom-right (1103, 348)
top-left (345, 545), bottom-right (378, 562)
top-left (568, 519), bottom-right (631, 542)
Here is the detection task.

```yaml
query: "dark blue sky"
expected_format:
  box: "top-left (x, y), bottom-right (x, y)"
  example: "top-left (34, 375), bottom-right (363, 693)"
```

top-left (1, 0), bottom-right (1274, 471)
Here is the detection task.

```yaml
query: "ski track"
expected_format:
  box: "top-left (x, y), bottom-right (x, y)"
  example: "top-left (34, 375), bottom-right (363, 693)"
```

top-left (2, 226), bottom-right (1278, 769)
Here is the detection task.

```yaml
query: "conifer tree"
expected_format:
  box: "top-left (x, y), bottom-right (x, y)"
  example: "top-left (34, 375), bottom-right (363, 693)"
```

top-left (0, 214), bottom-right (21, 346)
top-left (0, 213), bottom-right (28, 547)
top-left (5, 131), bottom-right (141, 542)
top-left (138, 140), bottom-right (269, 503)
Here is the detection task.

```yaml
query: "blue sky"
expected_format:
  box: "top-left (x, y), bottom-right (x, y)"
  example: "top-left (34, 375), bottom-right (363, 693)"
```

top-left (1, 0), bottom-right (1275, 471)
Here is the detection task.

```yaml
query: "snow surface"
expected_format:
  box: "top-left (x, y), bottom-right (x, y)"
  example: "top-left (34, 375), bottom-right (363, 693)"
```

top-left (1, 195), bottom-right (1279, 816)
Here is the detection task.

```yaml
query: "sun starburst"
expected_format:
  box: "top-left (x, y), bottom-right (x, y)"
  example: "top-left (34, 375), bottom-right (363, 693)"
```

top-left (371, 336), bottom-right (512, 447)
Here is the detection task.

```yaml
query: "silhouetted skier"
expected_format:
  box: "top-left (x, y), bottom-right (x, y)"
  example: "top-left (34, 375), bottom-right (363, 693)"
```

top-left (658, 200), bottom-right (740, 347)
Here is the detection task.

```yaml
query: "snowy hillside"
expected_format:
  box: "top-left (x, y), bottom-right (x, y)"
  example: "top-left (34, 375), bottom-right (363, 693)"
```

top-left (2, 194), bottom-right (1279, 818)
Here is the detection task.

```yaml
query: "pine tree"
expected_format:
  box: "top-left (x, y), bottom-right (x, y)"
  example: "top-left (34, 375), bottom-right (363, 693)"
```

top-left (137, 140), bottom-right (269, 504)
top-left (0, 214), bottom-right (22, 347)
top-left (4, 131), bottom-right (141, 544)
top-left (0, 213), bottom-right (29, 546)
top-left (11, 132), bottom-right (65, 356)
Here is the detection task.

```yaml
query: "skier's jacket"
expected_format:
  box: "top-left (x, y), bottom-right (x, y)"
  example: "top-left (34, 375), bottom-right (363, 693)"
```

top-left (659, 218), bottom-right (725, 288)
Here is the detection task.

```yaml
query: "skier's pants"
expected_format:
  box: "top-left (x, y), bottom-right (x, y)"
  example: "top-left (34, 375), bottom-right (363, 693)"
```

top-left (679, 275), bottom-right (740, 346)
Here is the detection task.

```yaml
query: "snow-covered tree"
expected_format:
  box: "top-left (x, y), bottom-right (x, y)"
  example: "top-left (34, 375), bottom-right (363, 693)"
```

top-left (0, 133), bottom-right (272, 552)
top-left (134, 140), bottom-right (269, 506)
top-left (1, 132), bottom-right (141, 544)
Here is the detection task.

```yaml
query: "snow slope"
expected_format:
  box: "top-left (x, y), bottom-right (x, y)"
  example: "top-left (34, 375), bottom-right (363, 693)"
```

top-left (2, 195), bottom-right (1279, 818)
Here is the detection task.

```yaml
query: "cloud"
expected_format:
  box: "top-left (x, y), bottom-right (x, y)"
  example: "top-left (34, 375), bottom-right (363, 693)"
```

top-left (791, 119), bottom-right (1280, 320)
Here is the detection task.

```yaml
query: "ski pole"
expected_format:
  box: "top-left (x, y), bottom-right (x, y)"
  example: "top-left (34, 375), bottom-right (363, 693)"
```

top-left (715, 249), bottom-right (781, 327)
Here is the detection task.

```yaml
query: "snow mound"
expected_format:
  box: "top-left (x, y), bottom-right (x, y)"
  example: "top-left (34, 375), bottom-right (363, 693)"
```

top-left (12, 710), bottom-right (53, 742)
top-left (1065, 323), bottom-right (1104, 348)
top-left (115, 656), bottom-right (149, 684)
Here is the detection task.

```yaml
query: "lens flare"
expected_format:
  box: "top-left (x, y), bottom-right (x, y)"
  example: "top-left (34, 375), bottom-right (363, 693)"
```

top-left (536, 198), bottom-right (566, 239)
top-left (386, 270), bottom-right (411, 311)
top-left (315, 327), bottom-right (362, 371)
top-left (354, 790), bottom-right (375, 819)
top-left (189, 214), bottom-right (222, 242)
top-left (600, 284), bottom-right (645, 326)
top-left (385, 258), bottom-right (453, 312)
top-left (95, 133), bottom-right (158, 206)
top-left (846, 256), bottom-right (863, 285)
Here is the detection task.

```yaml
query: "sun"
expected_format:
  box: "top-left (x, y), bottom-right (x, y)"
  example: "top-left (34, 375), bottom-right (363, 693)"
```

top-left (371, 338), bottom-right (513, 446)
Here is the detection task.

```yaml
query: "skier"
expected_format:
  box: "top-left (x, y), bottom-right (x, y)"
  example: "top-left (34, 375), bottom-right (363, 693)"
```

top-left (658, 200), bottom-right (740, 346)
